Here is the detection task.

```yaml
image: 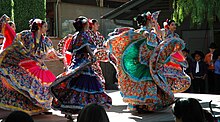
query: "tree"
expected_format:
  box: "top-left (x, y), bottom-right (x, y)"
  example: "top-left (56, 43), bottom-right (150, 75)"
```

top-left (172, 0), bottom-right (220, 27)
top-left (1, 0), bottom-right (46, 32)
top-left (0, 0), bottom-right (14, 20)
top-left (13, 0), bottom-right (46, 32)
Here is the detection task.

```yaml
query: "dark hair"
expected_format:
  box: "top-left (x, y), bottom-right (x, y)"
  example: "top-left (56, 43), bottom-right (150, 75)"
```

top-left (213, 49), bottom-right (220, 60)
top-left (73, 16), bottom-right (88, 32)
top-left (191, 50), bottom-right (205, 59)
top-left (203, 109), bottom-right (214, 122)
top-left (135, 12), bottom-right (151, 27)
top-left (172, 98), bottom-right (206, 122)
top-left (30, 19), bottom-right (46, 32)
top-left (209, 42), bottom-right (217, 49)
top-left (182, 47), bottom-right (190, 54)
top-left (167, 19), bottom-right (175, 26)
top-left (77, 103), bottom-right (109, 122)
top-left (89, 19), bottom-right (98, 29)
top-left (89, 19), bottom-right (98, 25)
top-left (4, 111), bottom-right (34, 122)
top-left (8, 21), bottom-right (15, 26)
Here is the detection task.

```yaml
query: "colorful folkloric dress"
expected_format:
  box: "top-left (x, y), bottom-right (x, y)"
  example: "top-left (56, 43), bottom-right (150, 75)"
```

top-left (0, 14), bottom-right (16, 52)
top-left (0, 30), bottom-right (58, 114)
top-left (87, 30), bottom-right (117, 89)
top-left (109, 26), bottom-right (190, 112)
top-left (50, 31), bottom-right (112, 114)
top-left (87, 30), bottom-right (105, 48)
top-left (160, 29), bottom-right (191, 93)
top-left (57, 33), bottom-right (77, 69)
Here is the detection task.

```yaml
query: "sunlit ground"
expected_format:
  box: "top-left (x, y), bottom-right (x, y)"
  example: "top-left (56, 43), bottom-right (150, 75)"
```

top-left (47, 91), bottom-right (220, 122)
top-left (1, 90), bottom-right (220, 122)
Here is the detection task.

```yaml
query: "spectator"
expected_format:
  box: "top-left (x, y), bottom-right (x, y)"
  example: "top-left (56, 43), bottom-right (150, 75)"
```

top-left (4, 111), bottom-right (34, 122)
top-left (204, 43), bottom-right (217, 93)
top-left (214, 50), bottom-right (220, 94)
top-left (172, 98), bottom-right (206, 122)
top-left (203, 109), bottom-right (215, 122)
top-left (190, 51), bottom-right (207, 93)
top-left (77, 103), bottom-right (110, 122)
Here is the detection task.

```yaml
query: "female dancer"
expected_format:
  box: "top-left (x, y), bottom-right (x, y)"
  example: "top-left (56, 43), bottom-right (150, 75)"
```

top-left (0, 14), bottom-right (16, 51)
top-left (87, 19), bottom-right (117, 89)
top-left (50, 16), bottom-right (112, 119)
top-left (0, 16), bottom-right (60, 114)
top-left (109, 11), bottom-right (190, 113)
top-left (88, 19), bottom-right (105, 47)
top-left (162, 19), bottom-right (179, 38)
top-left (57, 34), bottom-right (74, 69)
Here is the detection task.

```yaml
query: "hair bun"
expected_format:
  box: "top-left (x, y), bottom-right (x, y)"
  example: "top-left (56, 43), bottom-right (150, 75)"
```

top-left (31, 22), bottom-right (39, 32)
top-left (135, 14), bottom-right (146, 27)
top-left (73, 16), bottom-right (88, 31)
top-left (30, 18), bottom-right (45, 32)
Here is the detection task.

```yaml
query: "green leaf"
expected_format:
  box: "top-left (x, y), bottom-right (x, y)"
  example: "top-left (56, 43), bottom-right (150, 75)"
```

top-left (172, 0), bottom-right (219, 28)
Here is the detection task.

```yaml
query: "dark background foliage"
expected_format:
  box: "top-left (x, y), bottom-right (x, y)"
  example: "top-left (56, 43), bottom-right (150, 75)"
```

top-left (0, 0), bottom-right (46, 32)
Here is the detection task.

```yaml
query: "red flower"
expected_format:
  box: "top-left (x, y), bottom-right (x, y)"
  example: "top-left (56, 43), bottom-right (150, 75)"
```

top-left (146, 15), bottom-right (152, 20)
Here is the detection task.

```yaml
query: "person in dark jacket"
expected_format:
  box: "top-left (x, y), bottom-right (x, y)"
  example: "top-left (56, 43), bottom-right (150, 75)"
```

top-left (190, 50), bottom-right (207, 93)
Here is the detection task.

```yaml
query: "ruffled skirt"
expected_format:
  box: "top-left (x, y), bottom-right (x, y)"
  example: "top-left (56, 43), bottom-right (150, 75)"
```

top-left (50, 60), bottom-right (112, 114)
top-left (0, 42), bottom-right (56, 114)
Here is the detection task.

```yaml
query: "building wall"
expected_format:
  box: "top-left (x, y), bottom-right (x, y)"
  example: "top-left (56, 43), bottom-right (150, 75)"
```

top-left (177, 17), bottom-right (216, 54)
top-left (59, 3), bottom-right (119, 38)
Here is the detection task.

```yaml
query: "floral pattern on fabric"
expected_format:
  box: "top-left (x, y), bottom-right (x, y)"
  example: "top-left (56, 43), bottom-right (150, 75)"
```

top-left (150, 37), bottom-right (191, 93)
top-left (0, 30), bottom-right (56, 113)
top-left (50, 31), bottom-right (112, 114)
top-left (57, 37), bottom-right (66, 54)
top-left (87, 30), bottom-right (117, 89)
top-left (109, 27), bottom-right (190, 111)
top-left (0, 76), bottom-right (46, 114)
top-left (87, 30), bottom-right (105, 48)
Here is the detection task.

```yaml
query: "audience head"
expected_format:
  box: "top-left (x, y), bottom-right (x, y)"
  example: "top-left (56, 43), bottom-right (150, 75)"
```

top-left (4, 111), bottom-right (34, 122)
top-left (209, 43), bottom-right (217, 53)
top-left (172, 98), bottom-right (206, 122)
top-left (191, 50), bottom-right (204, 61)
top-left (29, 18), bottom-right (47, 34)
top-left (77, 103), bottom-right (110, 122)
top-left (73, 16), bottom-right (89, 32)
top-left (8, 21), bottom-right (16, 31)
top-left (203, 109), bottom-right (214, 122)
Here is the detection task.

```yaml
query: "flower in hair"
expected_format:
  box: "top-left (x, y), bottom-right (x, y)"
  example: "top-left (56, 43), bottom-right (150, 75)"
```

top-left (29, 18), bottom-right (35, 25)
top-left (33, 19), bottom-right (42, 24)
top-left (163, 21), bottom-right (168, 29)
top-left (88, 19), bottom-right (93, 24)
top-left (145, 12), bottom-right (152, 20)
top-left (81, 18), bottom-right (87, 24)
top-left (146, 15), bottom-right (152, 20)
